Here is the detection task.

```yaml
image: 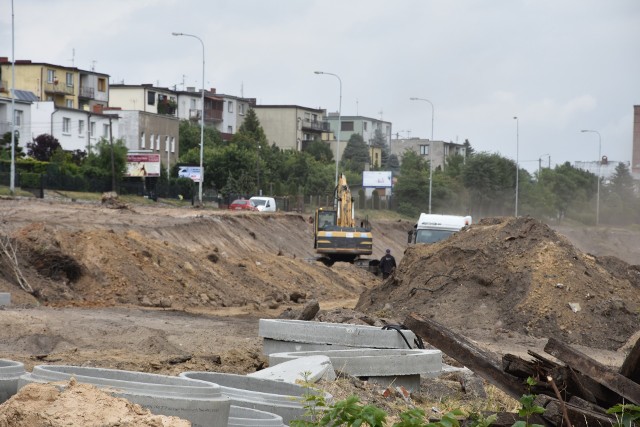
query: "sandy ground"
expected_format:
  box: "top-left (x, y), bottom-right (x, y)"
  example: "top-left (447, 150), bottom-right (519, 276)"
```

top-left (0, 196), bottom-right (639, 424)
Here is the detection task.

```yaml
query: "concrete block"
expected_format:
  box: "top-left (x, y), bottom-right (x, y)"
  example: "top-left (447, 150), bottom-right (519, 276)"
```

top-left (0, 359), bottom-right (25, 403)
top-left (0, 293), bottom-right (10, 306)
top-left (269, 349), bottom-right (442, 393)
top-left (247, 355), bottom-right (336, 384)
top-left (180, 371), bottom-right (331, 425)
top-left (19, 365), bottom-right (230, 427)
top-left (228, 404), bottom-right (285, 427)
top-left (259, 320), bottom-right (417, 355)
top-left (262, 338), bottom-right (353, 355)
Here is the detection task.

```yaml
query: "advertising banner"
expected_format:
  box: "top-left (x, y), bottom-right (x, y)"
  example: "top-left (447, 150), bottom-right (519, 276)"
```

top-left (178, 166), bottom-right (202, 182)
top-left (125, 154), bottom-right (161, 177)
top-left (362, 171), bottom-right (392, 188)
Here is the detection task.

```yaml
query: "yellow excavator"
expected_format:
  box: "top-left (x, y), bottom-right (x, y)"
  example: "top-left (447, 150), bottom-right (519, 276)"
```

top-left (313, 173), bottom-right (374, 266)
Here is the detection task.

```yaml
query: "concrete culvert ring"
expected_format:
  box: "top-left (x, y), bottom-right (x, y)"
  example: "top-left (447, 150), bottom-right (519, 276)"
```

top-left (0, 359), bottom-right (26, 403)
top-left (228, 405), bottom-right (286, 427)
top-left (20, 365), bottom-right (231, 426)
top-left (180, 371), bottom-right (331, 424)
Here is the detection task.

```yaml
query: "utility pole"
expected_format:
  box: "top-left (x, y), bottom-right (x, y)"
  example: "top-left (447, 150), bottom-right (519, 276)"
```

top-left (108, 116), bottom-right (116, 192)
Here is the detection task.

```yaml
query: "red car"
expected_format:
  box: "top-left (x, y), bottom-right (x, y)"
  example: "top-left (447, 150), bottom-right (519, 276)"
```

top-left (228, 199), bottom-right (258, 211)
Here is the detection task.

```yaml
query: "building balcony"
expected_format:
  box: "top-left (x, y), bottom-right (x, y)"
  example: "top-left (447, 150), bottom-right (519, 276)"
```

top-left (79, 86), bottom-right (95, 99)
top-left (44, 81), bottom-right (75, 96)
top-left (301, 119), bottom-right (329, 132)
top-left (204, 109), bottom-right (223, 122)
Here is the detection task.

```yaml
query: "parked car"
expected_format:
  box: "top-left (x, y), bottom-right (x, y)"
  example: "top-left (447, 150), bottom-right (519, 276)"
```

top-left (229, 199), bottom-right (258, 211)
top-left (249, 196), bottom-right (277, 212)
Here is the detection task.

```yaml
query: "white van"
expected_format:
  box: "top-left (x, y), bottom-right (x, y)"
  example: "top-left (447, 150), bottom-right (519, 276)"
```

top-left (408, 213), bottom-right (472, 244)
top-left (249, 196), bottom-right (277, 212)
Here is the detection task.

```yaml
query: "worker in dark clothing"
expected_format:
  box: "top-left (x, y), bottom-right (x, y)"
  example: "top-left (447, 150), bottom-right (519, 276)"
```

top-left (379, 249), bottom-right (396, 279)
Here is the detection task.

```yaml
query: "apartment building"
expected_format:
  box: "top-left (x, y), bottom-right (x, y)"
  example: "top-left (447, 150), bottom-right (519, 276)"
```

top-left (0, 58), bottom-right (109, 112)
top-left (390, 138), bottom-right (466, 170)
top-left (0, 91), bottom-right (35, 143)
top-left (211, 91), bottom-right (254, 139)
top-left (325, 114), bottom-right (393, 147)
top-left (253, 105), bottom-right (329, 151)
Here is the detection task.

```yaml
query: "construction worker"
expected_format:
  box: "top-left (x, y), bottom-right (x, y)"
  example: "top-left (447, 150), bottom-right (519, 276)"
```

top-left (379, 249), bottom-right (396, 279)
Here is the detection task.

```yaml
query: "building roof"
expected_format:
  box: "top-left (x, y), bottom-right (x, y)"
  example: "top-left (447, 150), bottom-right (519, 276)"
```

top-left (13, 90), bottom-right (39, 102)
top-left (254, 104), bottom-right (325, 113)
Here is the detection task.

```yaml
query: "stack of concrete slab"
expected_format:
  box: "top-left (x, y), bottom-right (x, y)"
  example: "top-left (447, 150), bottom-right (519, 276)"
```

top-left (268, 349), bottom-right (442, 392)
top-left (20, 365), bottom-right (230, 427)
top-left (259, 319), bottom-right (418, 355)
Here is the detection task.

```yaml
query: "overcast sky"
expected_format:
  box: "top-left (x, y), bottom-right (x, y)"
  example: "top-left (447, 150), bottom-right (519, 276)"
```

top-left (1, 0), bottom-right (638, 173)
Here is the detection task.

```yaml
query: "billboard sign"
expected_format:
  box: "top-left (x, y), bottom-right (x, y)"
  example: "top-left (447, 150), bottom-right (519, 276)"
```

top-left (178, 166), bottom-right (202, 182)
top-left (362, 171), bottom-right (392, 188)
top-left (125, 154), bottom-right (161, 177)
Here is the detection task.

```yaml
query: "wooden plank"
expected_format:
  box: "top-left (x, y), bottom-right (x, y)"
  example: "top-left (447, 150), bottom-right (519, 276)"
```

top-left (536, 395), bottom-right (616, 427)
top-left (620, 336), bottom-right (640, 384)
top-left (404, 313), bottom-right (526, 399)
top-left (544, 337), bottom-right (640, 405)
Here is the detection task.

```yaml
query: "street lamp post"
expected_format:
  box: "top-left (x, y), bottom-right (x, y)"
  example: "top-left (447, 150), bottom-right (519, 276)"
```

top-left (172, 32), bottom-right (205, 205)
top-left (409, 97), bottom-right (434, 214)
top-left (581, 129), bottom-right (602, 226)
top-left (314, 71), bottom-right (342, 188)
top-left (513, 116), bottom-right (519, 217)
top-left (9, 0), bottom-right (16, 194)
top-left (538, 153), bottom-right (550, 178)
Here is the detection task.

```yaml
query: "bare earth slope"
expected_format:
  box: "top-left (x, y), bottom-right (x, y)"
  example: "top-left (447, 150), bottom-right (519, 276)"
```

top-left (357, 216), bottom-right (640, 353)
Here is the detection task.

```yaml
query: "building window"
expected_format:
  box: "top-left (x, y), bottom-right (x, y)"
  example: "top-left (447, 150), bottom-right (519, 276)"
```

top-left (239, 103), bottom-right (245, 115)
top-left (363, 122), bottom-right (368, 131)
top-left (66, 72), bottom-right (73, 87)
top-left (47, 69), bottom-right (55, 83)
top-left (66, 99), bottom-right (73, 108)
top-left (78, 120), bottom-right (85, 135)
top-left (14, 110), bottom-right (22, 126)
top-left (150, 134), bottom-right (155, 149)
top-left (190, 98), bottom-right (196, 109)
top-left (103, 124), bottom-right (109, 138)
top-left (341, 121), bottom-right (354, 131)
top-left (228, 101), bottom-right (233, 113)
top-left (444, 145), bottom-right (449, 156)
top-left (156, 135), bottom-right (161, 150)
top-left (140, 132), bottom-right (146, 149)
top-left (420, 144), bottom-right (429, 156)
top-left (62, 117), bottom-right (71, 134)
top-left (97, 78), bottom-right (106, 92)
top-left (227, 126), bottom-right (233, 133)
top-left (147, 91), bottom-right (156, 105)
top-left (90, 121), bottom-right (96, 137)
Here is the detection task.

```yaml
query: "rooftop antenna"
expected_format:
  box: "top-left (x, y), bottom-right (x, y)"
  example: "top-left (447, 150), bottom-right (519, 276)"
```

top-left (379, 109), bottom-right (383, 120)
top-left (241, 82), bottom-right (244, 98)
top-left (91, 60), bottom-right (97, 71)
top-left (356, 99), bottom-right (359, 115)
top-left (182, 74), bottom-right (187, 90)
top-left (69, 48), bottom-right (75, 66)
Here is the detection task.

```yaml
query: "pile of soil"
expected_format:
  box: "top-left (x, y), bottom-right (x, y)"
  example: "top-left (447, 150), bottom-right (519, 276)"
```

top-left (357, 216), bottom-right (640, 351)
top-left (0, 379), bottom-right (189, 426)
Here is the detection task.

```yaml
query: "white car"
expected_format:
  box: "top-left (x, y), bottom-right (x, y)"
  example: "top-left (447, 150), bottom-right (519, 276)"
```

top-left (249, 196), bottom-right (277, 212)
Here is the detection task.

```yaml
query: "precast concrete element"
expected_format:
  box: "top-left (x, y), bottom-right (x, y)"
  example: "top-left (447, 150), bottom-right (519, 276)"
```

top-left (269, 349), bottom-right (443, 392)
top-left (259, 319), bottom-right (417, 355)
top-left (228, 405), bottom-right (286, 427)
top-left (0, 359), bottom-right (25, 403)
top-left (180, 371), bottom-right (331, 424)
top-left (262, 338), bottom-right (353, 355)
top-left (0, 293), bottom-right (10, 306)
top-left (247, 355), bottom-right (336, 384)
top-left (19, 365), bottom-right (230, 427)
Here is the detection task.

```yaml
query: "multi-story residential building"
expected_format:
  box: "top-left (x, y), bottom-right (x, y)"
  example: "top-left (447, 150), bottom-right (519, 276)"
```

top-left (253, 105), bottom-right (329, 151)
top-left (31, 102), bottom-right (119, 153)
top-left (0, 58), bottom-right (109, 112)
top-left (325, 114), bottom-right (393, 147)
top-left (0, 91), bottom-right (36, 144)
top-left (211, 91), bottom-right (254, 139)
top-left (390, 138), bottom-right (466, 171)
top-left (109, 84), bottom-right (179, 116)
top-left (106, 109), bottom-right (178, 173)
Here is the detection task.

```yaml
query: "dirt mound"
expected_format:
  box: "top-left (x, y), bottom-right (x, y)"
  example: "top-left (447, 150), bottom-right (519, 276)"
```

top-left (0, 379), bottom-right (189, 426)
top-left (356, 216), bottom-right (640, 351)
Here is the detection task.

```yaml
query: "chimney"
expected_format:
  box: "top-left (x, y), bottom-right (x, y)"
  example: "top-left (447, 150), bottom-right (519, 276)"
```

top-left (187, 86), bottom-right (195, 92)
top-left (93, 104), bottom-right (104, 114)
top-left (210, 88), bottom-right (216, 94)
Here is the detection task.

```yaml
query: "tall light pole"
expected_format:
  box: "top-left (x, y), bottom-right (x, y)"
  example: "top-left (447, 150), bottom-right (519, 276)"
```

top-left (9, 0), bottom-right (16, 194)
top-left (538, 153), bottom-right (550, 177)
top-left (409, 97), bottom-right (434, 213)
top-left (172, 32), bottom-right (205, 205)
top-left (314, 71), bottom-right (341, 188)
top-left (513, 116), bottom-right (519, 217)
top-left (581, 129), bottom-right (602, 226)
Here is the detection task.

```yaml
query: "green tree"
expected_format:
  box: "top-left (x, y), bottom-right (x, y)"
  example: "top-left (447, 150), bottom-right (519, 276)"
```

top-left (0, 131), bottom-right (25, 160)
top-left (178, 120), bottom-right (222, 156)
top-left (370, 129), bottom-right (389, 168)
top-left (463, 139), bottom-right (475, 157)
top-left (304, 138), bottom-right (334, 163)
top-left (605, 162), bottom-right (638, 225)
top-left (81, 138), bottom-right (127, 181)
top-left (342, 133), bottom-right (370, 173)
top-left (461, 152), bottom-right (516, 217)
top-left (393, 150), bottom-right (429, 217)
